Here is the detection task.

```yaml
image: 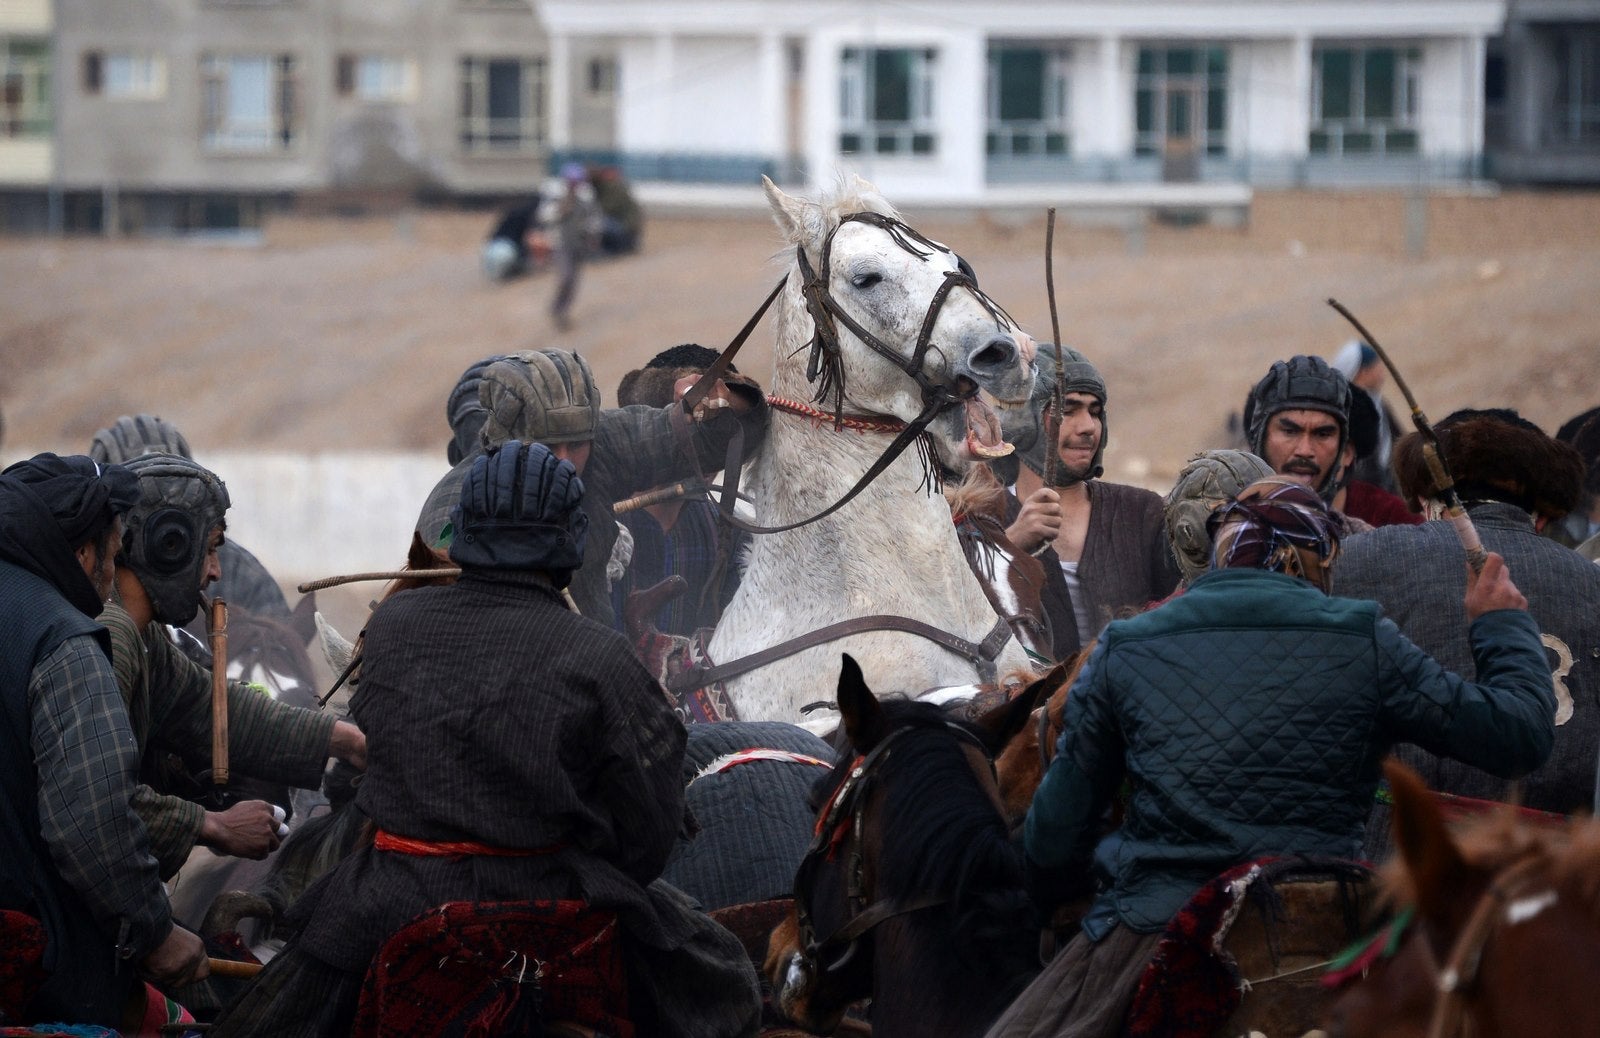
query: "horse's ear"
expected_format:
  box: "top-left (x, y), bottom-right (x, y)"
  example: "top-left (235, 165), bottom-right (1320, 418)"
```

top-left (763, 175), bottom-right (819, 247)
top-left (315, 611), bottom-right (356, 678)
top-left (288, 591), bottom-right (319, 646)
top-left (836, 654), bottom-right (887, 753)
top-left (407, 530), bottom-right (435, 570)
top-left (973, 663), bottom-right (1064, 754)
top-left (1384, 758), bottom-right (1475, 944)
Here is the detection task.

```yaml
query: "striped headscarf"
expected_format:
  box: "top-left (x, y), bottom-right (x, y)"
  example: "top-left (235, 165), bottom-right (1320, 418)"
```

top-left (1206, 478), bottom-right (1341, 592)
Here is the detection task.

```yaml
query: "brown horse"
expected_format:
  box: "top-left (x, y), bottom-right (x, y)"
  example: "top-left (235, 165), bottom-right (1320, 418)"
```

top-left (1325, 759), bottom-right (1600, 1038)
top-left (765, 655), bottom-right (1050, 1038)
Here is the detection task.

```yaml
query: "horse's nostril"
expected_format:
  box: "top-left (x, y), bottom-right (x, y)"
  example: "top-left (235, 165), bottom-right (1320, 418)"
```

top-left (969, 336), bottom-right (1018, 373)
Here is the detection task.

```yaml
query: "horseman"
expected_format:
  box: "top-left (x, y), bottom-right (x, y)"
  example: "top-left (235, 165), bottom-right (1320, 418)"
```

top-left (1160, 448), bottom-right (1274, 589)
top-left (1337, 408), bottom-right (1600, 826)
top-left (215, 440), bottom-right (760, 1037)
top-left (99, 452), bottom-right (367, 879)
top-left (990, 479), bottom-right (1554, 1038)
top-left (415, 347), bottom-right (767, 628)
top-left (1000, 343), bottom-right (1179, 659)
top-left (0, 453), bottom-right (207, 1025)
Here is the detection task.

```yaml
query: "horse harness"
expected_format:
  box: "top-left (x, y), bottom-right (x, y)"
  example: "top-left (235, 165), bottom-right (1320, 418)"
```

top-left (1426, 850), bottom-right (1558, 1038)
top-left (787, 721), bottom-right (996, 988)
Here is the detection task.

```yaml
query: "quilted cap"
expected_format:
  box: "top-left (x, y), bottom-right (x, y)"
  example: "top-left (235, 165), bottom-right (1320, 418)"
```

top-left (1163, 450), bottom-right (1276, 584)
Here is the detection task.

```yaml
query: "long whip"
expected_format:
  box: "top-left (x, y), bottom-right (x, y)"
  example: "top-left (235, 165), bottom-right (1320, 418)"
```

top-left (1042, 207), bottom-right (1065, 488)
top-left (1326, 298), bottom-right (1486, 572)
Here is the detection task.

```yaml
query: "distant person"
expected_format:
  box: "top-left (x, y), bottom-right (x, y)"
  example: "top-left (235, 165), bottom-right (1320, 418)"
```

top-left (1550, 405), bottom-right (1600, 549)
top-left (1330, 339), bottom-right (1403, 493)
top-left (549, 162), bottom-right (599, 331)
top-left (481, 193), bottom-right (542, 282)
top-left (591, 165), bottom-right (642, 255)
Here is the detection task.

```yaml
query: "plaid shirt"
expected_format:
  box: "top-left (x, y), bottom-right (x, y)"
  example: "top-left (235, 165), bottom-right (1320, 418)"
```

top-left (28, 635), bottom-right (172, 958)
top-left (101, 602), bottom-right (336, 878)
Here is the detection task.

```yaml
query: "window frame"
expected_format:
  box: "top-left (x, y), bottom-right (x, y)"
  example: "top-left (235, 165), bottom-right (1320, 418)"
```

top-left (1, 38), bottom-right (52, 140)
top-left (838, 45), bottom-right (939, 157)
top-left (458, 55), bottom-right (547, 154)
top-left (337, 53), bottom-right (416, 103)
top-left (199, 52), bottom-right (299, 154)
top-left (986, 43), bottom-right (1073, 159)
top-left (1309, 44), bottom-right (1422, 156)
top-left (1133, 44), bottom-right (1230, 158)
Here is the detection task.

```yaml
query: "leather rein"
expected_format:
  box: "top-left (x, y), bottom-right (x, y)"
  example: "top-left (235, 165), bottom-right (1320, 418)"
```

top-left (791, 720), bottom-right (995, 977)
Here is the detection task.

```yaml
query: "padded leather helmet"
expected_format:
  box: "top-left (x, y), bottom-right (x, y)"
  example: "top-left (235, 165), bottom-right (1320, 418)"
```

top-left (120, 453), bottom-right (230, 625)
top-left (89, 414), bottom-right (193, 465)
top-left (479, 349), bottom-right (601, 449)
top-left (1244, 355), bottom-right (1352, 499)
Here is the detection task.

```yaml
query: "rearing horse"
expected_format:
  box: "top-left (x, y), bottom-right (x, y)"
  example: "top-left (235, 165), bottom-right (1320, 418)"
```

top-left (711, 177), bottom-right (1035, 727)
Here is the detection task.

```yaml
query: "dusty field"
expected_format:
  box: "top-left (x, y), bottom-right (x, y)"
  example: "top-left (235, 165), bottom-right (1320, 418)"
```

top-left (3, 187), bottom-right (1598, 482)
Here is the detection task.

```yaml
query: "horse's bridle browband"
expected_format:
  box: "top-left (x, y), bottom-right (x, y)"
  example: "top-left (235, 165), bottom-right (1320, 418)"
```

top-left (681, 211), bottom-right (1019, 538)
top-left (791, 719), bottom-right (996, 977)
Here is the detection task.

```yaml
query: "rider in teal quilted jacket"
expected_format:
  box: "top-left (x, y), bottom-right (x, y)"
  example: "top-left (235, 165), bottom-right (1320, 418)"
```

top-left (992, 479), bottom-right (1553, 1037)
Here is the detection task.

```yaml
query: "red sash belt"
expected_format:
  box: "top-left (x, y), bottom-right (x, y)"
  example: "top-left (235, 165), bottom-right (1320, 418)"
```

top-left (374, 829), bottom-right (568, 859)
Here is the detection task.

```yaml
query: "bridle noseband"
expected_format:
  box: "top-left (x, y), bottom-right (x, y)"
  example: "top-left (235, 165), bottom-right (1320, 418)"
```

top-left (790, 720), bottom-right (996, 984)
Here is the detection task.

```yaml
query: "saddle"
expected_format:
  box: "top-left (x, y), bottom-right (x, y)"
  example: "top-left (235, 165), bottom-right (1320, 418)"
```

top-left (352, 900), bottom-right (631, 1038)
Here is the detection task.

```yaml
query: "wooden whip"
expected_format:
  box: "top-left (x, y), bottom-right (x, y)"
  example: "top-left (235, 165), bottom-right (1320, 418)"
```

top-left (1042, 206), bottom-right (1066, 489)
top-left (614, 481), bottom-right (698, 515)
top-left (208, 597), bottom-right (229, 787)
top-left (298, 568), bottom-right (461, 593)
top-left (206, 957), bottom-right (263, 979)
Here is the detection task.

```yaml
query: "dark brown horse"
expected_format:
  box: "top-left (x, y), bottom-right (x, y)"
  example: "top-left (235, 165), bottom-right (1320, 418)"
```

top-left (1326, 759), bottom-right (1600, 1038)
top-left (765, 655), bottom-right (1050, 1038)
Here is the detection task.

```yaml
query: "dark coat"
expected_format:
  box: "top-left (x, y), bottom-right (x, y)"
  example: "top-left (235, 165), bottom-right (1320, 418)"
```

top-left (1026, 568), bottom-right (1554, 941)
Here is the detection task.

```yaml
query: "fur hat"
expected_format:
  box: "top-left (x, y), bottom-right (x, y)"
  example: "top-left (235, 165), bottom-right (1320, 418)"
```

top-left (1393, 408), bottom-right (1584, 520)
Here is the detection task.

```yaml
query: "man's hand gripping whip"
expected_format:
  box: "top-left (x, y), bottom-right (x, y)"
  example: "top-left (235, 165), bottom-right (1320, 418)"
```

top-left (1327, 299), bottom-right (1488, 573)
top-left (208, 596), bottom-right (230, 786)
top-left (1041, 208), bottom-right (1066, 488)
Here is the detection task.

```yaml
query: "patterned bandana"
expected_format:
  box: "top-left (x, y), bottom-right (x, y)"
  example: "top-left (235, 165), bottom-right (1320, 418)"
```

top-left (1207, 478), bottom-right (1340, 592)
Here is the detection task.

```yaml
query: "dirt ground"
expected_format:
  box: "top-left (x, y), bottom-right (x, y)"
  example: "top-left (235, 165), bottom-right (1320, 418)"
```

top-left (3, 187), bottom-right (1597, 488)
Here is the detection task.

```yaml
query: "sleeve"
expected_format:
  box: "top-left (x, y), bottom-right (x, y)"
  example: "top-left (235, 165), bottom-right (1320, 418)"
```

top-left (1024, 636), bottom-right (1124, 879)
top-left (1376, 608), bottom-right (1555, 778)
top-left (143, 623), bottom-right (335, 792)
top-left (29, 637), bottom-right (172, 958)
top-left (590, 391), bottom-right (770, 502)
top-left (594, 648), bottom-right (688, 884)
top-left (1142, 493), bottom-right (1182, 600)
top-left (130, 785), bottom-right (206, 881)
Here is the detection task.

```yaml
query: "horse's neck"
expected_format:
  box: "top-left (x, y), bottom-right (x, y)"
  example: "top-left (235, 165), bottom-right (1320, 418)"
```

top-left (871, 917), bottom-right (1019, 1038)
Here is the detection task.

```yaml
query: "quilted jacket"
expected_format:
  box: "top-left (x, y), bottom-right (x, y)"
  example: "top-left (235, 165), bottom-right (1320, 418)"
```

top-left (1025, 567), bottom-right (1554, 941)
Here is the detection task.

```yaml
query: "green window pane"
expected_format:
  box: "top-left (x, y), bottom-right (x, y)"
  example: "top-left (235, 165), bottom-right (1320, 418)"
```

top-left (1136, 88), bottom-right (1154, 133)
top-left (1168, 49), bottom-right (1196, 76)
top-left (1168, 90), bottom-right (1192, 135)
top-left (1309, 129), bottom-right (1332, 153)
top-left (1320, 50), bottom-right (1353, 120)
top-left (1343, 130), bottom-right (1374, 153)
top-left (839, 132), bottom-right (861, 154)
top-left (1207, 86), bottom-right (1226, 132)
top-left (876, 132), bottom-right (900, 153)
top-left (911, 132), bottom-right (936, 154)
top-left (1135, 141), bottom-right (1156, 157)
top-left (997, 49), bottom-right (1045, 121)
top-left (1045, 132), bottom-right (1068, 155)
top-left (1013, 133), bottom-right (1034, 155)
top-left (1386, 128), bottom-right (1419, 153)
top-left (986, 131), bottom-right (999, 155)
top-left (1137, 48), bottom-right (1159, 76)
top-left (871, 49), bottom-right (912, 122)
top-left (1207, 47), bottom-right (1228, 76)
top-left (1365, 49), bottom-right (1396, 119)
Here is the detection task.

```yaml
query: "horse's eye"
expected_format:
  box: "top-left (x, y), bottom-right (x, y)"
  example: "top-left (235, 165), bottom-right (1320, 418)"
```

top-left (851, 272), bottom-right (883, 290)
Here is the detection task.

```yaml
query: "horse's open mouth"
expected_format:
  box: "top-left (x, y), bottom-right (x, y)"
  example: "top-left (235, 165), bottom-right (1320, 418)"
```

top-left (963, 397), bottom-right (1014, 460)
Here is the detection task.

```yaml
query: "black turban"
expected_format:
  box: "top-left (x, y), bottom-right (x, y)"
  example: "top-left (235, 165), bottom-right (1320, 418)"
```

top-left (0, 453), bottom-right (141, 617)
top-left (449, 440), bottom-right (588, 585)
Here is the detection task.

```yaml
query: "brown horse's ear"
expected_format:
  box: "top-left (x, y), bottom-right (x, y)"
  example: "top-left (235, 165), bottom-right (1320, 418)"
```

top-left (288, 591), bottom-right (319, 646)
top-left (837, 654), bottom-right (887, 753)
top-left (1385, 758), bottom-right (1472, 936)
top-left (407, 530), bottom-right (436, 570)
top-left (974, 663), bottom-right (1065, 754)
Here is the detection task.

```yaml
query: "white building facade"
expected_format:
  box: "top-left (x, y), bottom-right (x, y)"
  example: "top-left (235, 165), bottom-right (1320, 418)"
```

top-left (538, 0), bottom-right (1505, 202)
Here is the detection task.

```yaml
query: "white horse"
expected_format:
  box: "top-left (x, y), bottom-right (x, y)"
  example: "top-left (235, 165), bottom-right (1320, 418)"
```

top-left (710, 177), bottom-right (1035, 727)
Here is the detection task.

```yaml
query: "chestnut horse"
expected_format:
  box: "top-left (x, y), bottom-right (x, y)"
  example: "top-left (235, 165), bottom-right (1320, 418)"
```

top-left (1325, 759), bottom-right (1600, 1038)
top-left (766, 655), bottom-right (1050, 1038)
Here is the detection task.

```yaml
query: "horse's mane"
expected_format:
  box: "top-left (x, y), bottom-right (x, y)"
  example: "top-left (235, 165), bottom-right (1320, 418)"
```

top-left (1381, 808), bottom-right (1600, 925)
top-left (826, 699), bottom-right (1034, 985)
top-left (772, 174), bottom-right (901, 260)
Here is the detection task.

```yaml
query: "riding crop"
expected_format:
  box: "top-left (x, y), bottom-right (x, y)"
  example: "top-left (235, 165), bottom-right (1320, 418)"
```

top-left (1327, 298), bottom-right (1487, 572)
top-left (208, 596), bottom-right (229, 787)
top-left (1041, 206), bottom-right (1067, 489)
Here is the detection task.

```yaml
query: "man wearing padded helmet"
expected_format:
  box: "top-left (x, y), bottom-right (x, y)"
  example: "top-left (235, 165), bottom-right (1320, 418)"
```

top-left (218, 441), bottom-right (760, 1038)
top-left (415, 347), bottom-right (767, 628)
top-left (993, 477), bottom-right (1552, 1038)
top-left (98, 453), bottom-right (366, 880)
top-left (89, 413), bottom-right (292, 623)
top-left (1243, 354), bottom-right (1352, 502)
top-left (1161, 449), bottom-right (1275, 588)
top-left (998, 343), bottom-right (1178, 660)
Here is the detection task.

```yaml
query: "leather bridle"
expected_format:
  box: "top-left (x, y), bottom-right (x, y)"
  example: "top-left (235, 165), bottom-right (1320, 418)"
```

top-left (682, 211), bottom-right (1020, 537)
top-left (789, 720), bottom-right (996, 985)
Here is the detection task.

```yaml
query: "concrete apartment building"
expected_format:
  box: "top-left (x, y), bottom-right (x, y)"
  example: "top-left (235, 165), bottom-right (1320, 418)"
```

top-left (3, 0), bottom-right (1599, 233)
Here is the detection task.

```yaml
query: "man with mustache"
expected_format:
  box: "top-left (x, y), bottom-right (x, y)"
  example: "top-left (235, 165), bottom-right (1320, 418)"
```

top-left (1243, 354), bottom-right (1354, 504)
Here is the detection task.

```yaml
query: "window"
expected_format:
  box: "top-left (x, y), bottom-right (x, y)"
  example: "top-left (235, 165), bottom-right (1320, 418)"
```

top-left (1553, 29), bottom-right (1600, 145)
top-left (83, 52), bottom-right (167, 100)
top-left (839, 46), bottom-right (938, 156)
top-left (987, 45), bottom-right (1071, 157)
top-left (586, 57), bottom-right (617, 95)
top-left (1, 39), bottom-right (51, 139)
top-left (1310, 46), bottom-right (1421, 155)
top-left (1134, 45), bottom-right (1228, 157)
top-left (336, 54), bottom-right (415, 102)
top-left (201, 54), bottom-right (297, 151)
top-left (459, 56), bottom-right (546, 153)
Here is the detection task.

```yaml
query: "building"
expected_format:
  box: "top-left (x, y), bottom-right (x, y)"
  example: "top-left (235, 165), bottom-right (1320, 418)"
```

top-left (0, 0), bottom-right (53, 230)
top-left (1487, 0), bottom-right (1600, 183)
top-left (539, 0), bottom-right (1506, 206)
